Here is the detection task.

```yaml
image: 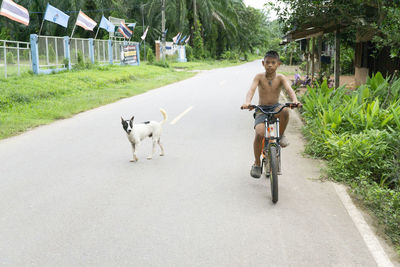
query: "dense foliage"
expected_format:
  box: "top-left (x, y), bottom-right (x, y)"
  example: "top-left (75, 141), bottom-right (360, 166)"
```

top-left (0, 0), bottom-right (280, 59)
top-left (301, 74), bottom-right (400, 247)
top-left (273, 0), bottom-right (400, 59)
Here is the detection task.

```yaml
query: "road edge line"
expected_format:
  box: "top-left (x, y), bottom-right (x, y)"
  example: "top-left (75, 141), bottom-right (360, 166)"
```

top-left (333, 183), bottom-right (394, 267)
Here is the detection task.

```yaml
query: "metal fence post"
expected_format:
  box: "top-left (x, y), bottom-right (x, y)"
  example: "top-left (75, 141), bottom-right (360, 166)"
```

top-left (136, 43), bottom-right (140, 66)
top-left (63, 36), bottom-right (71, 70)
top-left (30, 34), bottom-right (40, 74)
top-left (3, 42), bottom-right (6, 78)
top-left (89, 38), bottom-right (95, 64)
top-left (108, 39), bottom-right (113, 65)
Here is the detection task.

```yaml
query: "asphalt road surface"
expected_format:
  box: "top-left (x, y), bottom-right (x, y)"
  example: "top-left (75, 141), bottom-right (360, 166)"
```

top-left (0, 61), bottom-right (396, 266)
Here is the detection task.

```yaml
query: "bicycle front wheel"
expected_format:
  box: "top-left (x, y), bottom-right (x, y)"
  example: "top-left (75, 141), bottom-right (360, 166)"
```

top-left (268, 145), bottom-right (279, 203)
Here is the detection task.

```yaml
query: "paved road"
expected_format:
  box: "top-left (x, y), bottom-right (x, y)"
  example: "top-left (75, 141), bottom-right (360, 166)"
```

top-left (0, 61), bottom-right (394, 266)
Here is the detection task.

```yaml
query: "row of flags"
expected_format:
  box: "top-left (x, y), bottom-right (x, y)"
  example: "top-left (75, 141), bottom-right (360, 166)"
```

top-left (0, 0), bottom-right (187, 43)
top-left (172, 32), bottom-right (190, 44)
top-left (0, 0), bottom-right (147, 40)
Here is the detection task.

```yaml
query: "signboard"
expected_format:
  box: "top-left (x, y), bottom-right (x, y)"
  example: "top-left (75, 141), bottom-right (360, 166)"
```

top-left (120, 44), bottom-right (139, 65)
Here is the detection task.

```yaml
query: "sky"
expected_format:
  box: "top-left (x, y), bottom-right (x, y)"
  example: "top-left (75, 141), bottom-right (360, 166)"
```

top-left (243, 0), bottom-right (279, 20)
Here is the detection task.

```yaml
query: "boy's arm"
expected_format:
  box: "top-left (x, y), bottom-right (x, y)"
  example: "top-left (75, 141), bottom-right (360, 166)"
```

top-left (241, 75), bottom-right (259, 109)
top-left (281, 75), bottom-right (301, 105)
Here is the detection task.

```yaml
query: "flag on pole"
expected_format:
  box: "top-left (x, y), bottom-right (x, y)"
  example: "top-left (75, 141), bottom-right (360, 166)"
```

top-left (185, 36), bottom-right (190, 44)
top-left (0, 0), bottom-right (29, 25)
top-left (44, 3), bottom-right (69, 28)
top-left (99, 15), bottom-right (114, 32)
top-left (179, 35), bottom-right (187, 44)
top-left (128, 23), bottom-right (136, 31)
top-left (141, 26), bottom-right (149, 40)
top-left (172, 32), bottom-right (181, 43)
top-left (75, 10), bottom-right (97, 31)
top-left (118, 21), bottom-right (132, 39)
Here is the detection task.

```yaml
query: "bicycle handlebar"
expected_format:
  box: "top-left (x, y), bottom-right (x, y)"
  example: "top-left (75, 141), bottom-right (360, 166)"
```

top-left (241, 103), bottom-right (300, 115)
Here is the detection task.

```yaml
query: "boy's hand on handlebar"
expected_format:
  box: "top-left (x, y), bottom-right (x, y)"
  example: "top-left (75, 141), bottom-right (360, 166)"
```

top-left (290, 102), bottom-right (302, 109)
top-left (241, 103), bottom-right (254, 110)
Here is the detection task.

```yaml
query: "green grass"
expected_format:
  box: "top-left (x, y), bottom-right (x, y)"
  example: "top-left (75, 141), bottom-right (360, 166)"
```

top-left (0, 64), bottom-right (32, 78)
top-left (0, 59), bottom-right (253, 139)
top-left (0, 64), bottom-right (195, 139)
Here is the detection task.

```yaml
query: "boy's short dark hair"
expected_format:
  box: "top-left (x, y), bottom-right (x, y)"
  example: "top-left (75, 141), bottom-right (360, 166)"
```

top-left (264, 51), bottom-right (280, 61)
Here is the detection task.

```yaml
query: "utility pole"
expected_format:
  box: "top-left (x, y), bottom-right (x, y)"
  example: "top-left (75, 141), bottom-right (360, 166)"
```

top-left (193, 0), bottom-right (197, 29)
top-left (161, 0), bottom-right (166, 61)
top-left (141, 4), bottom-right (146, 60)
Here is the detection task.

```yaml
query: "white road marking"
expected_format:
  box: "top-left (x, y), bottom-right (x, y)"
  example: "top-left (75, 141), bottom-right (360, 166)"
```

top-left (170, 106), bottom-right (193, 125)
top-left (333, 183), bottom-right (394, 267)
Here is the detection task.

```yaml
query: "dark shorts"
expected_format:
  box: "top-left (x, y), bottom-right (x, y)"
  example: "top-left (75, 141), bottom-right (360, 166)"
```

top-left (253, 103), bottom-right (282, 128)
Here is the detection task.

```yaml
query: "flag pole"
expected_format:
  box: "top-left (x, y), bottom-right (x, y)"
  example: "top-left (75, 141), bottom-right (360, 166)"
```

top-left (94, 26), bottom-right (100, 39)
top-left (38, 19), bottom-right (45, 36)
top-left (70, 10), bottom-right (79, 39)
top-left (38, 3), bottom-right (48, 36)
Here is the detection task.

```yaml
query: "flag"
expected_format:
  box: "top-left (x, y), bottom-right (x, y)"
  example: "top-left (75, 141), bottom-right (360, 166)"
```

top-left (179, 35), bottom-right (187, 44)
top-left (75, 10), bottom-right (97, 31)
top-left (141, 26), bottom-right (149, 40)
top-left (99, 16), bottom-right (114, 32)
top-left (128, 23), bottom-right (136, 31)
top-left (118, 21), bottom-right (132, 39)
top-left (0, 0), bottom-right (29, 26)
top-left (172, 32), bottom-right (181, 43)
top-left (44, 3), bottom-right (69, 28)
top-left (176, 33), bottom-right (183, 44)
top-left (185, 36), bottom-right (190, 44)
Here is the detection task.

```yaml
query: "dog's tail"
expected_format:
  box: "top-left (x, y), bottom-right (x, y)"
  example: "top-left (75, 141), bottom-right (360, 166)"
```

top-left (160, 108), bottom-right (168, 124)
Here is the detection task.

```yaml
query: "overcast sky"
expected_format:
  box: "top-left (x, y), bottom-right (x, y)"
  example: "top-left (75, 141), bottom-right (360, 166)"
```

top-left (243, 0), bottom-right (279, 20)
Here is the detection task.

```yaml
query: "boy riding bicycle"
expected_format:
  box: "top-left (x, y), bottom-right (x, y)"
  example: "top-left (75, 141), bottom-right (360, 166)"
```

top-left (241, 51), bottom-right (301, 178)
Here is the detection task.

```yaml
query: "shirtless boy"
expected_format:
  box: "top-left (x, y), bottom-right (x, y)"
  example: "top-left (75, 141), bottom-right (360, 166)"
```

top-left (241, 51), bottom-right (301, 178)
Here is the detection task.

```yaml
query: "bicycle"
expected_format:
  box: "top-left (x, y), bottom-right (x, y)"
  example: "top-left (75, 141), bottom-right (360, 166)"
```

top-left (242, 103), bottom-right (300, 203)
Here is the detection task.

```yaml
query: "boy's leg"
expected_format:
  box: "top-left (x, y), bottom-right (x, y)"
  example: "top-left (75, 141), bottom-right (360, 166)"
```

top-left (274, 106), bottom-right (289, 136)
top-left (253, 123), bottom-right (265, 166)
top-left (274, 105), bottom-right (290, 147)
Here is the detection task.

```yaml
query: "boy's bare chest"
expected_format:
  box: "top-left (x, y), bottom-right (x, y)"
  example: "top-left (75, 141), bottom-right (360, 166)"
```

top-left (258, 77), bottom-right (281, 94)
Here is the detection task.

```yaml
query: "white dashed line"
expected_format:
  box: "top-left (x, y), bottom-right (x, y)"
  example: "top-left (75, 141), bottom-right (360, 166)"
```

top-left (170, 106), bottom-right (193, 125)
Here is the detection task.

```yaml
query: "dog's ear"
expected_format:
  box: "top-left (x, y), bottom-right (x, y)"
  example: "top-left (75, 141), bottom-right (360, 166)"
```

top-left (129, 116), bottom-right (134, 127)
top-left (121, 117), bottom-right (124, 123)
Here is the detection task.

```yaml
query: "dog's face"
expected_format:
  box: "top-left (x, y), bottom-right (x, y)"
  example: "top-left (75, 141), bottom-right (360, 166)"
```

top-left (121, 116), bottom-right (134, 134)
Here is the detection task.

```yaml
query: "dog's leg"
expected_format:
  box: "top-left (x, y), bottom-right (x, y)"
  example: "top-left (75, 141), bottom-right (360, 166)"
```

top-left (130, 143), bottom-right (138, 162)
top-left (147, 139), bottom-right (157, 160)
top-left (158, 139), bottom-right (165, 156)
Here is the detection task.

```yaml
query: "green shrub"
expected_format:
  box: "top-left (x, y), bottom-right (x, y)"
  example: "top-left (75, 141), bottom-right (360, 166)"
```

top-left (301, 71), bottom-right (400, 249)
top-left (192, 20), bottom-right (204, 59)
top-left (152, 60), bottom-right (169, 68)
top-left (185, 45), bottom-right (193, 61)
top-left (146, 47), bottom-right (155, 63)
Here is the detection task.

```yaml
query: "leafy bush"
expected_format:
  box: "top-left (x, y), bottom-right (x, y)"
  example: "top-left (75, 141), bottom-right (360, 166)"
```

top-left (301, 71), bottom-right (400, 248)
top-left (192, 20), bottom-right (204, 59)
top-left (152, 60), bottom-right (170, 68)
top-left (185, 45), bottom-right (193, 61)
top-left (146, 47), bottom-right (155, 63)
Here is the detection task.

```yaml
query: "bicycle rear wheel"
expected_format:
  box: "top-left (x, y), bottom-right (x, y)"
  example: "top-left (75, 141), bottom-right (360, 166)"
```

top-left (268, 145), bottom-right (279, 203)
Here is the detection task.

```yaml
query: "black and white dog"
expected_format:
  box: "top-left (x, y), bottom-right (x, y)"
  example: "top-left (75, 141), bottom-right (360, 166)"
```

top-left (121, 109), bottom-right (167, 162)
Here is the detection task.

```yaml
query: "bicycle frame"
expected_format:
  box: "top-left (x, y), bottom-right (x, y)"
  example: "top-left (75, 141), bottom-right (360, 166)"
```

top-left (262, 116), bottom-right (281, 175)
